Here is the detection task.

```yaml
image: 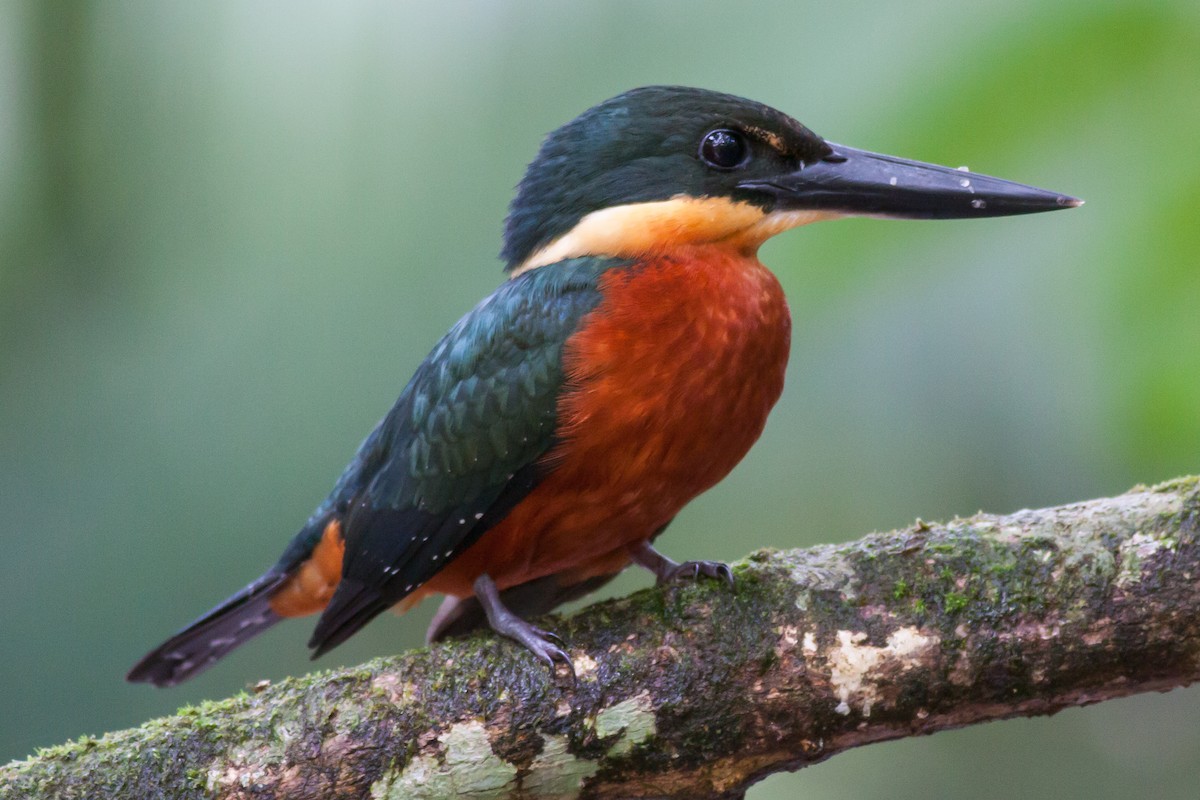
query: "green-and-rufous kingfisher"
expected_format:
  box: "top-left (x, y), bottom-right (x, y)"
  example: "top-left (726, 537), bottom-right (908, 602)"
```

top-left (129, 86), bottom-right (1079, 686)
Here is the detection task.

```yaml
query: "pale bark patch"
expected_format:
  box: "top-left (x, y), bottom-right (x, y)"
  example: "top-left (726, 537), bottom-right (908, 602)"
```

top-left (828, 626), bottom-right (938, 717)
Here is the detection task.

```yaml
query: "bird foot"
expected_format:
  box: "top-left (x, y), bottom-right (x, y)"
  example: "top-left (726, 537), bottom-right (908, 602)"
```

top-left (629, 542), bottom-right (735, 588)
top-left (658, 559), bottom-right (735, 587)
top-left (473, 574), bottom-right (575, 684)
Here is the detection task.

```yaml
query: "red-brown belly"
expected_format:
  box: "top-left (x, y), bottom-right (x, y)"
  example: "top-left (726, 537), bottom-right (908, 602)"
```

top-left (422, 245), bottom-right (792, 598)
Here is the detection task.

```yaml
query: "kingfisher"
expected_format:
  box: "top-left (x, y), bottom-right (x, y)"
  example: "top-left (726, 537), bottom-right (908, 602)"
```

top-left (128, 86), bottom-right (1079, 686)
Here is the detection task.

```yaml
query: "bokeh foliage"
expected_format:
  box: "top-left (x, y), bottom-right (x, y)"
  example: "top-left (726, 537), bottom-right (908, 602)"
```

top-left (1, 2), bottom-right (1197, 798)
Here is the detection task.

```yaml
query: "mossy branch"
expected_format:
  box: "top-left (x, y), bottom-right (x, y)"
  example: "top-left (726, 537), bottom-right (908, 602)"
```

top-left (6, 478), bottom-right (1200, 799)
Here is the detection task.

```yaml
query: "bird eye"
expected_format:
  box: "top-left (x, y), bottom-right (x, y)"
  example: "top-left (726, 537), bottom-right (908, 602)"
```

top-left (699, 129), bottom-right (749, 170)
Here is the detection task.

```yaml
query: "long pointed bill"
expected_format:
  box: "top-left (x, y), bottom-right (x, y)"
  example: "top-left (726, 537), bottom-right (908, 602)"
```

top-left (739, 143), bottom-right (1081, 219)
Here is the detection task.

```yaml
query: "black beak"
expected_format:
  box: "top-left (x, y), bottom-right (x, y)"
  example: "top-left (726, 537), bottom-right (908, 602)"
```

top-left (738, 143), bottom-right (1081, 219)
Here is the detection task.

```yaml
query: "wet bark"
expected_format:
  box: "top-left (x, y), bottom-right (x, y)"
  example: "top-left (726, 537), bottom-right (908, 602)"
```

top-left (5, 477), bottom-right (1200, 799)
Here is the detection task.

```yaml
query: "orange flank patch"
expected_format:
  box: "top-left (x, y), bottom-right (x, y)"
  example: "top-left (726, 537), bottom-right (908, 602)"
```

top-left (416, 243), bottom-right (791, 600)
top-left (269, 518), bottom-right (345, 617)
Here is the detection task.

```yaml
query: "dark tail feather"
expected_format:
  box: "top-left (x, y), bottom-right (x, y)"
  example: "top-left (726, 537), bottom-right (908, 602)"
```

top-left (127, 572), bottom-right (289, 687)
top-left (307, 578), bottom-right (390, 659)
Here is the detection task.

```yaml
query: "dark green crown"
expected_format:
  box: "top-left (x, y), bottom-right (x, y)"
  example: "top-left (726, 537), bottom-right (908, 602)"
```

top-left (501, 86), bottom-right (830, 270)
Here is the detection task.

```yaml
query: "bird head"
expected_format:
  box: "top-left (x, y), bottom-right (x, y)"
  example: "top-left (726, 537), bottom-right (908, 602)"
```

top-left (502, 86), bottom-right (1079, 275)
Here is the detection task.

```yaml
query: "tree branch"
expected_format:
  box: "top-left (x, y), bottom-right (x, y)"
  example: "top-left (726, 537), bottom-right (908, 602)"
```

top-left (6, 478), bottom-right (1200, 799)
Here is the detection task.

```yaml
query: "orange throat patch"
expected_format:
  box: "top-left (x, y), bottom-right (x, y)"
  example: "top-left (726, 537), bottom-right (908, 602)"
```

top-left (511, 195), bottom-right (840, 277)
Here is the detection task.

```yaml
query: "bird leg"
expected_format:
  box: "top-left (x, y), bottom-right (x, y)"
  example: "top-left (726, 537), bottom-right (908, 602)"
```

top-left (473, 573), bottom-right (574, 680)
top-left (628, 541), bottom-right (734, 587)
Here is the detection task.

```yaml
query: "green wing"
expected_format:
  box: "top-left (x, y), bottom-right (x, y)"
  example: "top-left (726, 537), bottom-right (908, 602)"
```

top-left (307, 257), bottom-right (623, 656)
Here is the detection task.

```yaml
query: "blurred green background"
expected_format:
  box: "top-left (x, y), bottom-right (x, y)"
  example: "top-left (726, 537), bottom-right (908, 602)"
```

top-left (2, 1), bottom-right (1198, 797)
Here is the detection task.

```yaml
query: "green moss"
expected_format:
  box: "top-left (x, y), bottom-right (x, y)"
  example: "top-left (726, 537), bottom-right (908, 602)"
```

top-left (1149, 475), bottom-right (1200, 494)
top-left (184, 768), bottom-right (206, 789)
top-left (943, 592), bottom-right (969, 613)
top-left (892, 579), bottom-right (910, 600)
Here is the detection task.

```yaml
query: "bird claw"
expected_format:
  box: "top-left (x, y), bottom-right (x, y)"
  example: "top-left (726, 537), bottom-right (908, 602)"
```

top-left (657, 559), bottom-right (735, 588)
top-left (474, 573), bottom-right (576, 684)
top-left (492, 618), bottom-right (576, 681)
top-left (630, 543), bottom-right (735, 590)
top-left (522, 627), bottom-right (575, 685)
top-left (497, 620), bottom-right (575, 684)
top-left (535, 626), bottom-right (567, 648)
